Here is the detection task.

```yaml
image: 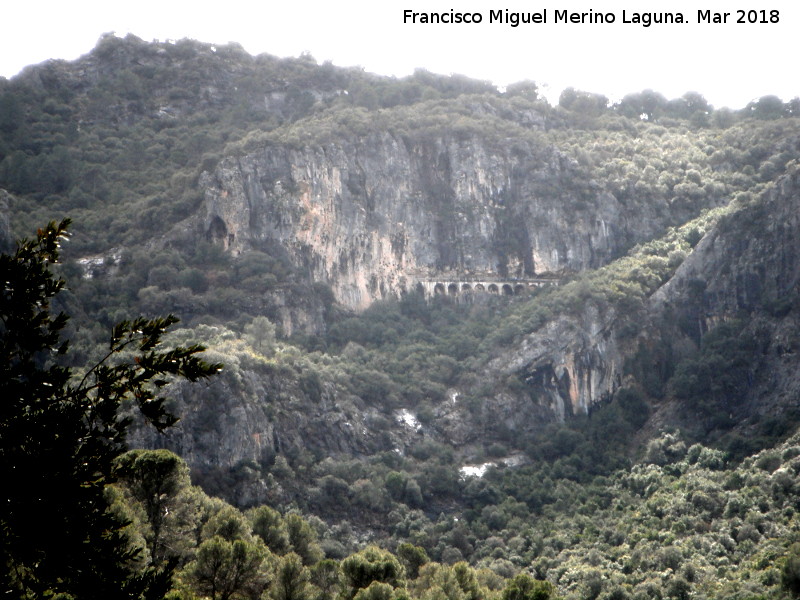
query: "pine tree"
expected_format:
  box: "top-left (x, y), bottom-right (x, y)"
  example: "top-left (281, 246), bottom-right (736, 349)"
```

top-left (0, 220), bottom-right (221, 599)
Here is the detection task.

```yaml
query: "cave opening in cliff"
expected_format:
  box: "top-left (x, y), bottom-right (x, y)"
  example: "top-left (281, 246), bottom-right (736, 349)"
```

top-left (207, 216), bottom-right (229, 247)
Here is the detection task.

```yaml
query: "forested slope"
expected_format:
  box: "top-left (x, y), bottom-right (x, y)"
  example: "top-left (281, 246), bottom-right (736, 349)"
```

top-left (3, 33), bottom-right (800, 600)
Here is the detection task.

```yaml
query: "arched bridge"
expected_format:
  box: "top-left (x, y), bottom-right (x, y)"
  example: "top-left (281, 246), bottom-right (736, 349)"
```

top-left (416, 278), bottom-right (559, 300)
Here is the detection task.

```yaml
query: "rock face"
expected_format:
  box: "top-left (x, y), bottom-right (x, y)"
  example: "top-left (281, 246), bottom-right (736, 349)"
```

top-left (461, 168), bottom-right (800, 427)
top-left (202, 131), bottom-right (670, 310)
top-left (193, 131), bottom-right (800, 438)
top-left (649, 168), bottom-right (800, 419)
top-left (653, 170), bottom-right (800, 319)
top-left (131, 372), bottom-right (392, 470)
top-left (487, 307), bottom-right (624, 418)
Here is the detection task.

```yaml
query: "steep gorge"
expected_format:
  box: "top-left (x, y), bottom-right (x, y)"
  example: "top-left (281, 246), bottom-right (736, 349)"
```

top-left (140, 169), bottom-right (800, 484)
top-left (486, 165), bottom-right (800, 431)
top-left (4, 36), bottom-right (800, 507)
top-left (8, 38), bottom-right (800, 599)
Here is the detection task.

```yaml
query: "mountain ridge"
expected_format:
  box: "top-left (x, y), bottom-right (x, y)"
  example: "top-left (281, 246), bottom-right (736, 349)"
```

top-left (5, 34), bottom-right (800, 600)
top-left (2, 31), bottom-right (800, 530)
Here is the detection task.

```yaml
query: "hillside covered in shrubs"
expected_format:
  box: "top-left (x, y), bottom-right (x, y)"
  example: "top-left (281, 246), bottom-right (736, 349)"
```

top-left (3, 34), bottom-right (800, 599)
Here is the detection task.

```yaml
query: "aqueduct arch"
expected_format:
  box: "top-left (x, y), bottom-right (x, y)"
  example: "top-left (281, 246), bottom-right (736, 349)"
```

top-left (416, 278), bottom-right (559, 301)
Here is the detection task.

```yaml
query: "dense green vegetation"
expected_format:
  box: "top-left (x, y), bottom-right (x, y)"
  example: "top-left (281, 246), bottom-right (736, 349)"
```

top-left (106, 436), bottom-right (800, 600)
top-left (2, 36), bottom-right (798, 349)
top-left (0, 221), bottom-right (220, 598)
top-left (3, 34), bottom-right (800, 599)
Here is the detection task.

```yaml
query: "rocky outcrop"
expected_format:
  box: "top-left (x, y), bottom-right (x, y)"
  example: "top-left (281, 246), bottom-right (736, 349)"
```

top-left (130, 367), bottom-right (407, 472)
top-left (653, 169), bottom-right (800, 319)
top-left (201, 131), bottom-right (670, 310)
top-left (486, 306), bottom-right (624, 418)
top-left (485, 168), bottom-right (800, 424)
top-left (649, 168), bottom-right (800, 419)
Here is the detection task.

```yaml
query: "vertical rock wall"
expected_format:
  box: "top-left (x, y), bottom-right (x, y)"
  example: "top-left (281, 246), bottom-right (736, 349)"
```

top-left (201, 133), bottom-right (644, 310)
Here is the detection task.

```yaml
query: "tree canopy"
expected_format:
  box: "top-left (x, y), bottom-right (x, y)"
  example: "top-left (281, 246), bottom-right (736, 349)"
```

top-left (0, 220), bottom-right (221, 599)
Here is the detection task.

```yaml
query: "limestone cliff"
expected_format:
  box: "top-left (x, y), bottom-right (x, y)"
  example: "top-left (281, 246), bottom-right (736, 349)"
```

top-left (185, 133), bottom-right (800, 458)
top-left (480, 167), bottom-right (800, 430)
top-left (649, 167), bottom-right (800, 420)
top-left (201, 130), bottom-right (670, 310)
top-left (652, 169), bottom-right (800, 320)
top-left (486, 306), bottom-right (624, 419)
top-left (132, 370), bottom-right (390, 468)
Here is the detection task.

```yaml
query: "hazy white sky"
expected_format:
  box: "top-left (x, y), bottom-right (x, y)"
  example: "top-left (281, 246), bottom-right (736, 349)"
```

top-left (2, 0), bottom-right (797, 109)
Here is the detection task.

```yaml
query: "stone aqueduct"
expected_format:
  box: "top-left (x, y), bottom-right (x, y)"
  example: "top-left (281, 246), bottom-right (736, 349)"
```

top-left (415, 278), bottom-right (559, 300)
